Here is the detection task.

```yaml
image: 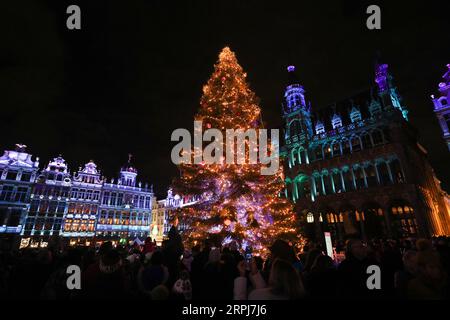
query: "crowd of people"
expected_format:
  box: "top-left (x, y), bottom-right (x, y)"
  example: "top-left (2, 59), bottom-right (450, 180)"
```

top-left (0, 227), bottom-right (449, 300)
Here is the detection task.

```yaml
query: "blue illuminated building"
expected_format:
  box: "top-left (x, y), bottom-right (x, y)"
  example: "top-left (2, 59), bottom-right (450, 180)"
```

top-left (0, 145), bottom-right (154, 248)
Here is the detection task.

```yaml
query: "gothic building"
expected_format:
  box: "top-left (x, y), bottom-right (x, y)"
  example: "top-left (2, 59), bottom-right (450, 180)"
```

top-left (431, 64), bottom-right (450, 151)
top-left (280, 63), bottom-right (450, 244)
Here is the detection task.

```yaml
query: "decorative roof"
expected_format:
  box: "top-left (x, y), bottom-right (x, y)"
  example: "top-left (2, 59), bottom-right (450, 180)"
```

top-left (45, 155), bottom-right (68, 173)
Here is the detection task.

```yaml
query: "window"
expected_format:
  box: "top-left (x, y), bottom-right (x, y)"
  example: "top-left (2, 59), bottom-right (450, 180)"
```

top-left (289, 120), bottom-right (302, 137)
top-left (15, 187), bottom-right (28, 202)
top-left (71, 188), bottom-right (78, 199)
top-left (6, 171), bottom-right (17, 181)
top-left (332, 171), bottom-right (344, 193)
top-left (331, 142), bottom-right (341, 157)
top-left (57, 202), bottom-right (66, 213)
top-left (354, 167), bottom-right (366, 189)
top-left (21, 172), bottom-right (32, 182)
top-left (145, 197), bottom-right (151, 209)
top-left (39, 201), bottom-right (49, 214)
top-left (102, 192), bottom-right (110, 205)
top-left (111, 193), bottom-right (117, 206)
top-left (341, 139), bottom-right (351, 154)
top-left (391, 159), bottom-right (405, 183)
top-left (323, 144), bottom-right (332, 159)
top-left (351, 137), bottom-right (361, 152)
top-left (372, 130), bottom-right (384, 145)
top-left (29, 199), bottom-right (39, 213)
top-left (314, 146), bottom-right (323, 161)
top-left (0, 185), bottom-right (14, 201)
top-left (444, 113), bottom-right (450, 131)
top-left (117, 193), bottom-right (123, 206)
top-left (361, 134), bottom-right (372, 149)
top-left (365, 165), bottom-right (378, 187)
top-left (48, 201), bottom-right (58, 213)
top-left (7, 209), bottom-right (22, 226)
top-left (323, 174), bottom-right (333, 194)
top-left (306, 212), bottom-right (314, 223)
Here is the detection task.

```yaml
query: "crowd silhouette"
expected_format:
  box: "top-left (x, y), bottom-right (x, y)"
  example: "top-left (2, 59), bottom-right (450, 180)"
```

top-left (0, 227), bottom-right (449, 300)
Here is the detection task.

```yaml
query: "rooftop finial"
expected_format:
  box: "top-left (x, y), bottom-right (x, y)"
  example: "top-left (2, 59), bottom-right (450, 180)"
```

top-left (128, 153), bottom-right (133, 164)
top-left (287, 65), bottom-right (295, 72)
top-left (15, 144), bottom-right (27, 152)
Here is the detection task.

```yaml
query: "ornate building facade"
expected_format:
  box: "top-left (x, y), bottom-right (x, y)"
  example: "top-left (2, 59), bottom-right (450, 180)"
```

top-left (96, 158), bottom-right (153, 244)
top-left (22, 156), bottom-right (71, 244)
top-left (281, 63), bottom-right (450, 244)
top-left (0, 145), bottom-right (39, 243)
top-left (431, 64), bottom-right (450, 151)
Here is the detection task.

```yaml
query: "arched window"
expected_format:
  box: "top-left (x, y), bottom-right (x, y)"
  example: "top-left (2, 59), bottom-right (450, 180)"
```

top-left (323, 173), bottom-right (333, 194)
top-left (390, 204), bottom-right (417, 237)
top-left (290, 148), bottom-right (297, 166)
top-left (306, 212), bottom-right (314, 223)
top-left (365, 165), bottom-right (378, 187)
top-left (314, 176), bottom-right (324, 196)
top-left (361, 133), bottom-right (372, 149)
top-left (391, 159), bottom-right (405, 183)
top-left (351, 136), bottom-right (361, 152)
top-left (342, 169), bottom-right (355, 191)
top-left (371, 129), bottom-right (384, 145)
top-left (341, 139), bottom-right (351, 154)
top-left (299, 149), bottom-right (307, 164)
top-left (323, 144), bottom-right (332, 159)
top-left (444, 113), bottom-right (450, 131)
top-left (332, 171), bottom-right (344, 193)
top-left (289, 120), bottom-right (302, 137)
top-left (314, 146), bottom-right (323, 161)
top-left (383, 128), bottom-right (391, 143)
top-left (377, 162), bottom-right (391, 185)
top-left (354, 167), bottom-right (366, 189)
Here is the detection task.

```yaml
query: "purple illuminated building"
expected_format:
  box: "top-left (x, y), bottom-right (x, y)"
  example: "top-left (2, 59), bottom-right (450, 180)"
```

top-left (0, 145), bottom-right (39, 245)
top-left (0, 145), bottom-right (154, 248)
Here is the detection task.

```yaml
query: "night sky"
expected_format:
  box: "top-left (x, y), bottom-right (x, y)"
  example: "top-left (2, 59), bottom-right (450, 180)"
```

top-left (1, 0), bottom-right (449, 197)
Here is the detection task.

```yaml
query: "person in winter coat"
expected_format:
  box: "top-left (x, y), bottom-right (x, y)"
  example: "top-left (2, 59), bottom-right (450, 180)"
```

top-left (82, 249), bottom-right (129, 299)
top-left (407, 250), bottom-right (448, 299)
top-left (137, 251), bottom-right (169, 297)
top-left (234, 258), bottom-right (305, 300)
top-left (337, 238), bottom-right (381, 299)
top-left (304, 254), bottom-right (338, 299)
top-left (172, 269), bottom-right (192, 300)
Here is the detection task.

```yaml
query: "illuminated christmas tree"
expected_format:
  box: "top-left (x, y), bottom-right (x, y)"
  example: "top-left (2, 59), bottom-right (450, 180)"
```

top-left (173, 47), bottom-right (300, 256)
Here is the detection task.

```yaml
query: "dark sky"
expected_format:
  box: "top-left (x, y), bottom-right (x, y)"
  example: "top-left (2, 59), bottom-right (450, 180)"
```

top-left (1, 0), bottom-right (449, 197)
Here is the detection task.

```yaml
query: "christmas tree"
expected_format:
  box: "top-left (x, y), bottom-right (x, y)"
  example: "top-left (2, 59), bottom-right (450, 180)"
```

top-left (172, 47), bottom-right (300, 256)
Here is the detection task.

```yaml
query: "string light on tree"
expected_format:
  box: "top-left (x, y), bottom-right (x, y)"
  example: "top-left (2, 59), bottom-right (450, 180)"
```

top-left (173, 47), bottom-right (302, 256)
